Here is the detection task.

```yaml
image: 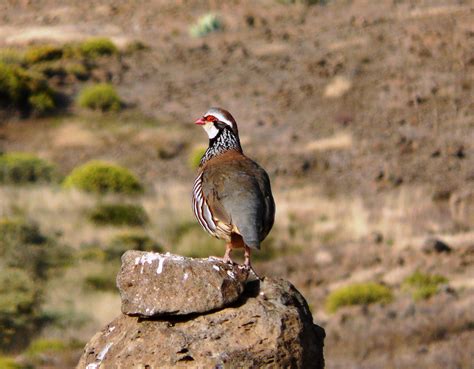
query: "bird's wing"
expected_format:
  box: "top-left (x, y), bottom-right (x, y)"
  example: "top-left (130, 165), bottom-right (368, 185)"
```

top-left (201, 154), bottom-right (274, 249)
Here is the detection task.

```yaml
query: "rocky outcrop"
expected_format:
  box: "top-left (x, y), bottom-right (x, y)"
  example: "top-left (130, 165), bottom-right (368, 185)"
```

top-left (77, 252), bottom-right (325, 369)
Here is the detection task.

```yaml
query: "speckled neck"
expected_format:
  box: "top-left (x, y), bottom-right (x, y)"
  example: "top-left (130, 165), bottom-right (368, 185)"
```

top-left (199, 127), bottom-right (242, 167)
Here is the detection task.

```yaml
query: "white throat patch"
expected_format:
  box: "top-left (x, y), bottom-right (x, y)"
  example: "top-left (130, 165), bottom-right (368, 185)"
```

top-left (203, 122), bottom-right (219, 139)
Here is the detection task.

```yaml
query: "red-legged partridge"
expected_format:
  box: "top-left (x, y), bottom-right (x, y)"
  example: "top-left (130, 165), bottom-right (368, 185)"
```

top-left (192, 108), bottom-right (275, 273)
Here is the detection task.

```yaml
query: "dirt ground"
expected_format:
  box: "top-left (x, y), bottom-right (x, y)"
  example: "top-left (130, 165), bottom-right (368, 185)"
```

top-left (0, 0), bottom-right (473, 368)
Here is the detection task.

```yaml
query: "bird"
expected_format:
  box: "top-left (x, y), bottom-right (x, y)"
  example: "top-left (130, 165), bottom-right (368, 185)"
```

top-left (192, 107), bottom-right (275, 274)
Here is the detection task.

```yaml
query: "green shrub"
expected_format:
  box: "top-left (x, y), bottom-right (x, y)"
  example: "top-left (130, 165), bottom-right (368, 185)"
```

top-left (78, 244), bottom-right (107, 262)
top-left (0, 267), bottom-right (40, 349)
top-left (24, 44), bottom-right (63, 64)
top-left (0, 217), bottom-right (73, 279)
top-left (64, 62), bottom-right (89, 80)
top-left (0, 48), bottom-right (25, 65)
top-left (0, 63), bottom-right (57, 113)
top-left (26, 338), bottom-right (67, 356)
top-left (84, 266), bottom-right (117, 291)
top-left (106, 232), bottom-right (162, 259)
top-left (0, 153), bottom-right (57, 184)
top-left (124, 40), bottom-right (149, 54)
top-left (63, 160), bottom-right (143, 194)
top-left (189, 14), bottom-right (222, 37)
top-left (403, 271), bottom-right (448, 301)
top-left (0, 63), bottom-right (26, 105)
top-left (28, 92), bottom-right (55, 113)
top-left (325, 282), bottom-right (393, 313)
top-left (0, 356), bottom-right (24, 369)
top-left (188, 146), bottom-right (207, 169)
top-left (88, 203), bottom-right (149, 226)
top-left (77, 83), bottom-right (122, 111)
top-left (79, 37), bottom-right (118, 57)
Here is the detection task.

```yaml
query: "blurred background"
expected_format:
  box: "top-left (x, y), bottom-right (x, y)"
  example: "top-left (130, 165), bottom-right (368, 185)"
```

top-left (0, 0), bottom-right (473, 368)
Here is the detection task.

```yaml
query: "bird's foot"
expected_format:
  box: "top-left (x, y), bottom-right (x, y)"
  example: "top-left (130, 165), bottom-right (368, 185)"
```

top-left (209, 255), bottom-right (236, 265)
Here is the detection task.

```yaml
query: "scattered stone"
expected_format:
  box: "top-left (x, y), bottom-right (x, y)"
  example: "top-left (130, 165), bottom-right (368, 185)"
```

top-left (78, 277), bottom-right (325, 369)
top-left (422, 238), bottom-right (452, 254)
top-left (117, 251), bottom-right (249, 316)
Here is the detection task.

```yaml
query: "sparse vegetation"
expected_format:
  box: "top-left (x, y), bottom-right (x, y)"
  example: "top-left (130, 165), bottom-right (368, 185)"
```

top-left (0, 48), bottom-right (25, 65)
top-left (77, 83), bottom-right (122, 112)
top-left (325, 282), bottom-right (393, 313)
top-left (189, 14), bottom-right (222, 37)
top-left (88, 203), bottom-right (149, 226)
top-left (0, 62), bottom-right (57, 113)
top-left (0, 153), bottom-right (57, 184)
top-left (26, 338), bottom-right (67, 356)
top-left (402, 271), bottom-right (448, 301)
top-left (0, 356), bottom-right (24, 369)
top-left (79, 37), bottom-right (118, 58)
top-left (24, 44), bottom-right (63, 64)
top-left (0, 267), bottom-right (39, 350)
top-left (63, 161), bottom-right (143, 194)
top-left (0, 217), bottom-right (73, 279)
top-left (84, 265), bottom-right (118, 291)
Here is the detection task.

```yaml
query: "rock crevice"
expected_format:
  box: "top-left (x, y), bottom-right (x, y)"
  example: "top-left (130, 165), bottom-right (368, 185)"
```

top-left (77, 251), bottom-right (325, 368)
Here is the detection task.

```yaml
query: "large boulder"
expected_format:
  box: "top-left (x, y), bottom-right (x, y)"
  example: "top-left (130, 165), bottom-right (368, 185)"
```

top-left (77, 252), bottom-right (325, 368)
top-left (117, 251), bottom-right (249, 316)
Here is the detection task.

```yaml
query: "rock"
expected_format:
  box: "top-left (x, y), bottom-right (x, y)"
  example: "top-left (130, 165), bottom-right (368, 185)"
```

top-left (422, 238), bottom-right (452, 254)
top-left (78, 277), bottom-right (325, 369)
top-left (117, 251), bottom-right (249, 316)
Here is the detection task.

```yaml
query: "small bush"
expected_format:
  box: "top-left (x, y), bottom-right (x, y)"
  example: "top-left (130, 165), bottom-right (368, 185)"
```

top-left (28, 92), bottom-right (56, 113)
top-left (0, 356), bottom-right (24, 369)
top-left (188, 146), bottom-right (207, 169)
top-left (0, 48), bottom-right (25, 65)
top-left (124, 40), bottom-right (149, 54)
top-left (84, 266), bottom-right (117, 291)
top-left (63, 160), bottom-right (143, 194)
top-left (403, 271), bottom-right (448, 301)
top-left (64, 62), bottom-right (89, 80)
top-left (26, 338), bottom-right (67, 356)
top-left (106, 232), bottom-right (162, 259)
top-left (0, 217), bottom-right (73, 279)
top-left (0, 153), bottom-right (57, 184)
top-left (79, 37), bottom-right (118, 58)
top-left (0, 63), bottom-right (26, 105)
top-left (190, 14), bottom-right (222, 37)
top-left (24, 44), bottom-right (63, 64)
top-left (78, 244), bottom-right (107, 262)
top-left (325, 282), bottom-right (393, 313)
top-left (0, 62), bottom-right (57, 113)
top-left (0, 267), bottom-right (40, 349)
top-left (77, 83), bottom-right (122, 112)
top-left (88, 203), bottom-right (149, 226)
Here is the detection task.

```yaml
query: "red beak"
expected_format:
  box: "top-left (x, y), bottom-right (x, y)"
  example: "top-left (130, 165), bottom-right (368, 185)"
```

top-left (194, 117), bottom-right (206, 125)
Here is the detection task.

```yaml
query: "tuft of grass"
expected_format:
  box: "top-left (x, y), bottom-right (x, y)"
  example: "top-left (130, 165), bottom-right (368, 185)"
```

top-left (106, 232), bottom-right (162, 260)
top-left (26, 338), bottom-right (67, 356)
top-left (0, 356), bottom-right (24, 369)
top-left (325, 282), bottom-right (393, 313)
top-left (124, 40), bottom-right (149, 54)
top-left (188, 146), bottom-right (207, 169)
top-left (79, 37), bottom-right (118, 58)
top-left (63, 160), bottom-right (143, 194)
top-left (24, 44), bottom-right (63, 64)
top-left (64, 62), bottom-right (89, 80)
top-left (0, 152), bottom-right (57, 184)
top-left (189, 14), bottom-right (222, 37)
top-left (0, 48), bottom-right (25, 65)
top-left (77, 83), bottom-right (122, 112)
top-left (84, 264), bottom-right (118, 291)
top-left (0, 267), bottom-right (39, 349)
top-left (28, 92), bottom-right (56, 114)
top-left (88, 203), bottom-right (149, 226)
top-left (0, 62), bottom-right (57, 113)
top-left (402, 271), bottom-right (448, 301)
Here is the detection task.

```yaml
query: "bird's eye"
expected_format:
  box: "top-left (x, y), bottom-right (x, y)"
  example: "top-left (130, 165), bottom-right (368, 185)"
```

top-left (205, 115), bottom-right (217, 122)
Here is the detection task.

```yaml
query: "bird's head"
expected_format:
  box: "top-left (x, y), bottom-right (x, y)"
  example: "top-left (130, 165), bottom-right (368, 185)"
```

top-left (194, 107), bottom-right (239, 139)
